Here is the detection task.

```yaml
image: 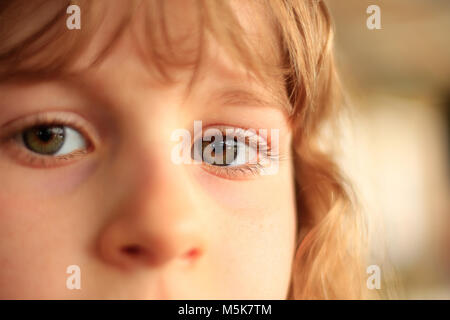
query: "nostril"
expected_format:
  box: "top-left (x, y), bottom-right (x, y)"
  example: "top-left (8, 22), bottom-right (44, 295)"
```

top-left (121, 245), bottom-right (201, 263)
top-left (122, 245), bottom-right (142, 256)
top-left (184, 248), bottom-right (200, 259)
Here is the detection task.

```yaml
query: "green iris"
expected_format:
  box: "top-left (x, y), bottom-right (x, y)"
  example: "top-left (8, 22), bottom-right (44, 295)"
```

top-left (22, 125), bottom-right (65, 155)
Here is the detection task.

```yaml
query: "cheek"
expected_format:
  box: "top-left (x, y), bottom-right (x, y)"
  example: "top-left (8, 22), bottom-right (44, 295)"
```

top-left (0, 194), bottom-right (95, 298)
top-left (191, 164), bottom-right (297, 298)
top-left (216, 204), bottom-right (297, 299)
top-left (0, 199), bottom-right (73, 298)
top-left (0, 161), bottom-right (97, 298)
top-left (190, 164), bottom-right (294, 211)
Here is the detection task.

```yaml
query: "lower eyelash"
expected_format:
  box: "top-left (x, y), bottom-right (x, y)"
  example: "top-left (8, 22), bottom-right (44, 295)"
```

top-left (1, 139), bottom-right (89, 169)
top-left (201, 151), bottom-right (281, 180)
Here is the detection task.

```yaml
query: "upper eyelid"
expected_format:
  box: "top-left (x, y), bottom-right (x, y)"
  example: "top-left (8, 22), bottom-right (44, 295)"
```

top-left (194, 125), bottom-right (269, 144)
top-left (0, 112), bottom-right (99, 147)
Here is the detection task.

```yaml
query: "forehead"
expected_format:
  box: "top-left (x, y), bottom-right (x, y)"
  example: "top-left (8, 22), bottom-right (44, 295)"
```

top-left (0, 0), bottom-right (289, 115)
top-left (0, 0), bottom-right (282, 81)
top-left (0, 0), bottom-right (290, 116)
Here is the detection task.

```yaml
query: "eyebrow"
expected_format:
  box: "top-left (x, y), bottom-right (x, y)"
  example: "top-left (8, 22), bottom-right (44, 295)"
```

top-left (212, 87), bottom-right (291, 115)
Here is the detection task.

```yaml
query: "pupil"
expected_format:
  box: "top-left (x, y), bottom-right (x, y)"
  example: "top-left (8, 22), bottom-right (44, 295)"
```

top-left (213, 140), bottom-right (237, 166)
top-left (34, 126), bottom-right (64, 144)
top-left (36, 127), bottom-right (54, 142)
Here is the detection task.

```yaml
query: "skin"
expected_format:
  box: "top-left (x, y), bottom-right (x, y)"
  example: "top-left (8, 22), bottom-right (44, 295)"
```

top-left (0, 0), bottom-right (297, 299)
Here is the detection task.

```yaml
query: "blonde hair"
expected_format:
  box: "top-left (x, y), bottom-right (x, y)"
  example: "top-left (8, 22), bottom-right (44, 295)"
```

top-left (0, 0), bottom-right (373, 299)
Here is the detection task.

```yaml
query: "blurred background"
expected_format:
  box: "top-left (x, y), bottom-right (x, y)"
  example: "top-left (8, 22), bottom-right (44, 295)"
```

top-left (326, 0), bottom-right (450, 299)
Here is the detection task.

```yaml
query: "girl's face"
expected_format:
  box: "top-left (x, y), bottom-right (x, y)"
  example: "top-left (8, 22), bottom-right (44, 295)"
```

top-left (0, 1), bottom-right (297, 299)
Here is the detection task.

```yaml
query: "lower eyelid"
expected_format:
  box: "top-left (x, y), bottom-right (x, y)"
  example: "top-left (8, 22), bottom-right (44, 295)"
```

top-left (199, 163), bottom-right (265, 181)
top-left (1, 137), bottom-right (91, 169)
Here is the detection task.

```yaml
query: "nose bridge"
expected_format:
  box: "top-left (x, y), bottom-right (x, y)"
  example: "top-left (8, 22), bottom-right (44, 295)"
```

top-left (98, 130), bottom-right (205, 270)
top-left (131, 157), bottom-right (202, 238)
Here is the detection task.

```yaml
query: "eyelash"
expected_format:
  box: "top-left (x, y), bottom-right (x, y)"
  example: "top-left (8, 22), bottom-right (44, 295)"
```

top-left (0, 113), bottom-right (94, 168)
top-left (193, 126), bottom-right (281, 180)
top-left (0, 116), bottom-right (283, 176)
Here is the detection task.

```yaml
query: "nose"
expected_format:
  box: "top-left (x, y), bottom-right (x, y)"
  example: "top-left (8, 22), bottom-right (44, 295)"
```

top-left (99, 212), bottom-right (204, 270)
top-left (97, 155), bottom-right (205, 271)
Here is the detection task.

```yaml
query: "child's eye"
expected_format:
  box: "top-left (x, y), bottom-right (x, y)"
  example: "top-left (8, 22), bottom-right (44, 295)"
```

top-left (22, 125), bottom-right (86, 156)
top-left (190, 127), bottom-right (278, 179)
top-left (0, 112), bottom-right (95, 168)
